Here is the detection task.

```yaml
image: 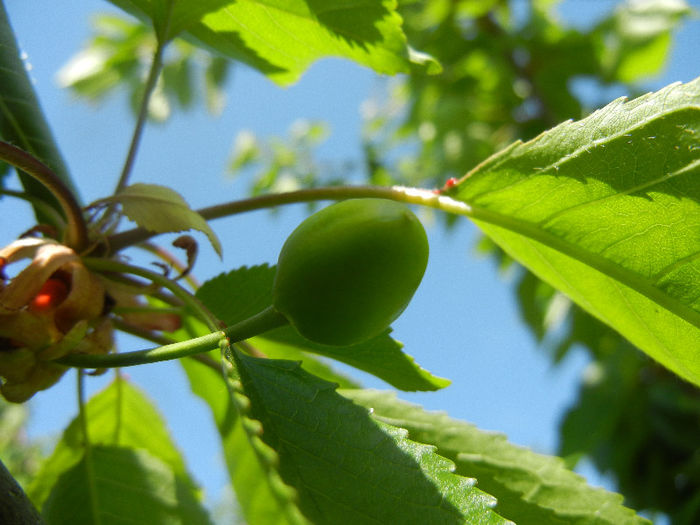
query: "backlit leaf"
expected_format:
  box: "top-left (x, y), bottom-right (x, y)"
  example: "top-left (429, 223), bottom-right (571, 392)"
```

top-left (29, 378), bottom-right (201, 510)
top-left (440, 77), bottom-right (700, 386)
top-left (104, 183), bottom-right (222, 256)
top-left (106, 0), bottom-right (438, 85)
top-left (180, 355), bottom-right (308, 525)
top-left (42, 446), bottom-right (211, 525)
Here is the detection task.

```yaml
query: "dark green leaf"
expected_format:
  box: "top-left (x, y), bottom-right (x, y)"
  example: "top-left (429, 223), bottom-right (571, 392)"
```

top-left (249, 338), bottom-right (361, 389)
top-left (260, 325), bottom-right (450, 391)
top-left (0, 3), bottom-right (79, 225)
top-left (233, 351), bottom-right (508, 524)
top-left (180, 355), bottom-right (309, 525)
top-left (345, 389), bottom-right (649, 525)
top-left (196, 265), bottom-right (277, 326)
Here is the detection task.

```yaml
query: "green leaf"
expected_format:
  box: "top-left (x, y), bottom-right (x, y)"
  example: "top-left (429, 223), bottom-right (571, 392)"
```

top-left (107, 0), bottom-right (234, 43)
top-left (56, 15), bottom-right (153, 104)
top-left (592, 0), bottom-right (692, 83)
top-left (446, 77), bottom-right (700, 386)
top-left (196, 265), bottom-right (277, 325)
top-left (344, 389), bottom-right (649, 525)
top-left (0, 3), bottom-right (79, 224)
top-left (558, 345), bottom-right (700, 521)
top-left (107, 0), bottom-right (437, 85)
top-left (58, 15), bottom-right (227, 121)
top-left (104, 183), bottom-right (222, 256)
top-left (233, 351), bottom-right (508, 524)
top-left (260, 326), bottom-right (451, 391)
top-left (42, 446), bottom-right (211, 525)
top-left (250, 337), bottom-right (361, 389)
top-left (180, 356), bottom-right (309, 525)
top-left (196, 265), bottom-right (449, 391)
top-left (29, 378), bottom-right (201, 510)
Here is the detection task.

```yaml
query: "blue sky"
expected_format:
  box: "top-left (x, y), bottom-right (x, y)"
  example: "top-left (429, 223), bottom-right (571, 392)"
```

top-left (3, 0), bottom-right (699, 516)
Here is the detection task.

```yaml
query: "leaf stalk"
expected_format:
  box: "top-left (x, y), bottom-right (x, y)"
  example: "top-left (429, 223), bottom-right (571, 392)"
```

top-left (55, 306), bottom-right (288, 368)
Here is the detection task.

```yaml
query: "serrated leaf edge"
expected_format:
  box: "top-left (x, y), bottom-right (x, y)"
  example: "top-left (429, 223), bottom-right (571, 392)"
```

top-left (347, 390), bottom-right (649, 525)
top-left (222, 357), bottom-right (310, 525)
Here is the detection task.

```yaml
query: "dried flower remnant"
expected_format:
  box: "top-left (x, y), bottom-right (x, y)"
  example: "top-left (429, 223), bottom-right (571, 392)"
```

top-left (0, 239), bottom-right (112, 402)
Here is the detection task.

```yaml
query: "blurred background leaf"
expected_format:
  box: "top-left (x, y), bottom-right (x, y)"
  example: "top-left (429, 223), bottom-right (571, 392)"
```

top-left (57, 14), bottom-right (231, 123)
top-left (0, 398), bottom-right (43, 490)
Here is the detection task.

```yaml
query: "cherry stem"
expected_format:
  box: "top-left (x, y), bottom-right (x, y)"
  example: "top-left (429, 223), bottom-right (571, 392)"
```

top-left (55, 306), bottom-right (288, 368)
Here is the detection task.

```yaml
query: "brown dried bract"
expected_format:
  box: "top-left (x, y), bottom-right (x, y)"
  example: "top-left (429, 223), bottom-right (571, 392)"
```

top-left (0, 239), bottom-right (112, 402)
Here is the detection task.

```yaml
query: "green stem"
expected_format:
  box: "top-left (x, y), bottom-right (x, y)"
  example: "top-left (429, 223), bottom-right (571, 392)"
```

top-left (77, 370), bottom-right (102, 525)
top-left (107, 185), bottom-right (403, 252)
top-left (55, 306), bottom-right (288, 368)
top-left (0, 141), bottom-right (88, 250)
top-left (98, 31), bottom-right (170, 232)
top-left (105, 182), bottom-right (700, 334)
top-left (113, 39), bottom-right (167, 196)
top-left (111, 318), bottom-right (224, 373)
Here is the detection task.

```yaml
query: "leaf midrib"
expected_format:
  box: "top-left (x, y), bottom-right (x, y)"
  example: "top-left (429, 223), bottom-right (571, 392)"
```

top-left (399, 188), bottom-right (700, 335)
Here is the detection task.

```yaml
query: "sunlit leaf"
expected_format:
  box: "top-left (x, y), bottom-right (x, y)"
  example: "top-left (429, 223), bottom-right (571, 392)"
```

top-left (258, 325), bottom-right (451, 391)
top-left (445, 77), bottom-right (700, 386)
top-left (106, 0), bottom-right (438, 85)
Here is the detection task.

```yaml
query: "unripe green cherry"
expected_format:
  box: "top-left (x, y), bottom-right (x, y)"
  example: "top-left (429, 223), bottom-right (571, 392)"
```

top-left (273, 198), bottom-right (429, 346)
